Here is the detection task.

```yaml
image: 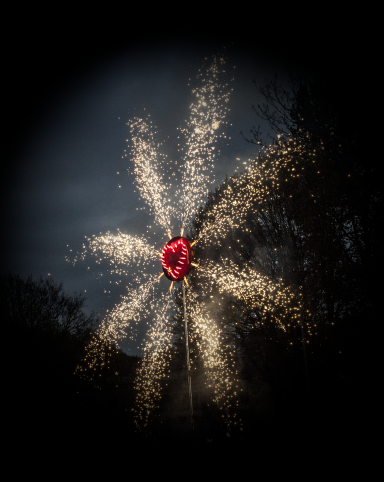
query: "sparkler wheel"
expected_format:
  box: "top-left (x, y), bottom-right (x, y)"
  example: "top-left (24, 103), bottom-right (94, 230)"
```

top-left (161, 236), bottom-right (192, 281)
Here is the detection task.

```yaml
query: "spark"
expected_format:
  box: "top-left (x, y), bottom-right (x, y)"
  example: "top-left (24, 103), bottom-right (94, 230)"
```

top-left (132, 290), bottom-right (174, 430)
top-left (186, 290), bottom-right (243, 432)
top-left (71, 55), bottom-right (238, 435)
top-left (190, 133), bottom-right (316, 253)
top-left (204, 259), bottom-right (300, 328)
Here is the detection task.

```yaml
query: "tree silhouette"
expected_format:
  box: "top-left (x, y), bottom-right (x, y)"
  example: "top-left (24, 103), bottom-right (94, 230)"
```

top-left (1, 273), bottom-right (101, 436)
top-left (1, 273), bottom-right (98, 340)
top-left (190, 73), bottom-right (381, 435)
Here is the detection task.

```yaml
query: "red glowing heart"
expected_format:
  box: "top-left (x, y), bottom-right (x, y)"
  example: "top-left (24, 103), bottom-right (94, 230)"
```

top-left (161, 236), bottom-right (192, 281)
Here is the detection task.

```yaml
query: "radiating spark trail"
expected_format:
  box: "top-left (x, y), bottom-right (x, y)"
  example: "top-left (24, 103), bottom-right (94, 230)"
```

top-left (187, 287), bottom-right (241, 432)
top-left (75, 274), bottom-right (160, 379)
top-left (101, 274), bottom-right (161, 343)
top-left (196, 136), bottom-right (317, 248)
top-left (73, 230), bottom-right (158, 276)
top-left (129, 117), bottom-right (175, 234)
top-left (133, 290), bottom-right (174, 430)
top-left (176, 56), bottom-right (232, 228)
top-left (204, 259), bottom-right (301, 328)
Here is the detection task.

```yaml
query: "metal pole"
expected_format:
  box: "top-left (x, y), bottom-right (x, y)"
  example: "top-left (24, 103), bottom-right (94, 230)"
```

top-left (297, 287), bottom-right (309, 398)
top-left (182, 280), bottom-right (194, 429)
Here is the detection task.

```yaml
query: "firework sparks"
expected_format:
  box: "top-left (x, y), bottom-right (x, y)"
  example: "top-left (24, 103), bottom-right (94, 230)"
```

top-left (128, 118), bottom-right (175, 233)
top-left (196, 135), bottom-right (315, 249)
top-left (70, 54), bottom-right (303, 436)
top-left (132, 290), bottom-right (174, 429)
top-left (75, 274), bottom-right (161, 379)
top-left (72, 230), bottom-right (159, 277)
top-left (176, 58), bottom-right (231, 227)
top-left (204, 258), bottom-right (301, 329)
top-left (71, 55), bottom-right (240, 433)
top-left (186, 289), bottom-right (242, 432)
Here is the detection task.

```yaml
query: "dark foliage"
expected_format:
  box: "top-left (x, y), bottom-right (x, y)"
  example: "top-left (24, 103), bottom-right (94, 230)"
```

top-left (1, 274), bottom-right (98, 433)
top-left (1, 273), bottom-right (142, 445)
top-left (191, 74), bottom-right (380, 434)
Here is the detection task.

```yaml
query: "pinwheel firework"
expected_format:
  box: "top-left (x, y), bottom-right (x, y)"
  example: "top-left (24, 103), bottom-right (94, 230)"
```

top-left (71, 55), bottom-right (303, 433)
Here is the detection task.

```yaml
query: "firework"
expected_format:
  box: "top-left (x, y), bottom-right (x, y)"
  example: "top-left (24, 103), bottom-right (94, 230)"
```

top-left (70, 54), bottom-right (303, 436)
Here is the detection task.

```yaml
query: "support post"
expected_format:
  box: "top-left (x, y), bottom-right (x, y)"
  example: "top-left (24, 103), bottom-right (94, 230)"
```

top-left (182, 280), bottom-right (194, 429)
top-left (297, 287), bottom-right (309, 397)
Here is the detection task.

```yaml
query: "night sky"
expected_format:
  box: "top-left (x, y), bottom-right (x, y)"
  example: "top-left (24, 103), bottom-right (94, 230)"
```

top-left (2, 32), bottom-right (364, 355)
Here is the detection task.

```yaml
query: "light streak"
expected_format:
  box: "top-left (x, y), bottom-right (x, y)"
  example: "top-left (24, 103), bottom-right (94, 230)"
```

top-left (186, 289), bottom-right (242, 432)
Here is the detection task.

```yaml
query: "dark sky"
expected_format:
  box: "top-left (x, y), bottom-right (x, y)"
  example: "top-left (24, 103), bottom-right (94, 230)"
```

top-left (2, 31), bottom-right (365, 355)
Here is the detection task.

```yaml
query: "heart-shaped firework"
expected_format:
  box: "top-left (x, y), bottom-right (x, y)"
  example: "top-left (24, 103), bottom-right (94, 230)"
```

top-left (161, 236), bottom-right (192, 281)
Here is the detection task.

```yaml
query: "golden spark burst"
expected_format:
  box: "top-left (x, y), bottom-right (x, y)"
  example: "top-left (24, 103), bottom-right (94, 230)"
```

top-left (69, 54), bottom-right (304, 435)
